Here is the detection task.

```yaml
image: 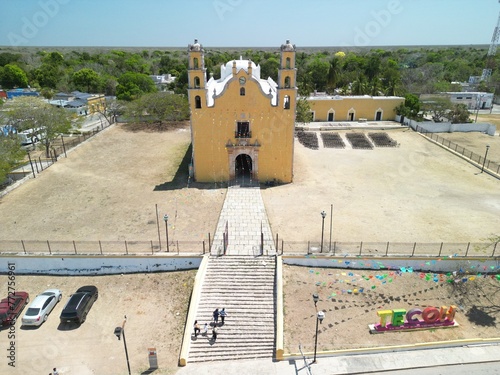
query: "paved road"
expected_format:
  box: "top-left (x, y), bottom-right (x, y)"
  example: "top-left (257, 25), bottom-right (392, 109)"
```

top-left (176, 342), bottom-right (500, 375)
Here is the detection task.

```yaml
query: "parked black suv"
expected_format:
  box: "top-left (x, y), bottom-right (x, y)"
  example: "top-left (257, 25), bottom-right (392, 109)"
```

top-left (60, 286), bottom-right (98, 324)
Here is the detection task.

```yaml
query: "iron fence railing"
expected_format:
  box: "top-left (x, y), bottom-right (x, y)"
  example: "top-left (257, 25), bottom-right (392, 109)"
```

top-left (416, 126), bottom-right (500, 174)
top-left (279, 241), bottom-right (498, 258)
top-left (0, 239), bottom-right (209, 255)
top-left (1, 239), bottom-right (496, 258)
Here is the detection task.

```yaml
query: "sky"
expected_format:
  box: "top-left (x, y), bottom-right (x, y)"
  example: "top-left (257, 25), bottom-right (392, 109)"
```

top-left (0, 0), bottom-right (499, 48)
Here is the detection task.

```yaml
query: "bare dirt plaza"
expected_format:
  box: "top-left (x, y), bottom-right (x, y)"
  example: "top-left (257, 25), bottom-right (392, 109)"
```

top-left (0, 123), bottom-right (499, 374)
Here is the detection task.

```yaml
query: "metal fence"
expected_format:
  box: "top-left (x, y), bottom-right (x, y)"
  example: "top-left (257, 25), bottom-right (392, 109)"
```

top-left (416, 126), bottom-right (500, 174)
top-left (0, 239), bottom-right (209, 255)
top-left (279, 241), bottom-right (498, 258)
top-left (5, 120), bottom-right (114, 184)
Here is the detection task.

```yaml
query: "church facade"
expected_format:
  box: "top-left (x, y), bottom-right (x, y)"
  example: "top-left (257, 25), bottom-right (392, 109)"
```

top-left (187, 39), bottom-right (296, 183)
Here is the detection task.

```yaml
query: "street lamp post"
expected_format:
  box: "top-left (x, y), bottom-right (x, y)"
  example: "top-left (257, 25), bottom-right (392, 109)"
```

top-left (312, 294), bottom-right (325, 364)
top-left (163, 214), bottom-right (169, 252)
top-left (481, 145), bottom-right (490, 173)
top-left (320, 211), bottom-right (326, 253)
top-left (114, 316), bottom-right (131, 375)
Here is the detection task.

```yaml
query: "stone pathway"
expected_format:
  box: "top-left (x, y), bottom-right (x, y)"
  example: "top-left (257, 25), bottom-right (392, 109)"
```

top-left (210, 186), bottom-right (276, 256)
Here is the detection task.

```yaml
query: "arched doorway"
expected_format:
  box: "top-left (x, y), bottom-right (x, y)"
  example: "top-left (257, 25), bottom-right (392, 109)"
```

top-left (235, 154), bottom-right (252, 178)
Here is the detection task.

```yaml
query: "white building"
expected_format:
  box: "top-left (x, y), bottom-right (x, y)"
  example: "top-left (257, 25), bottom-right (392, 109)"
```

top-left (447, 92), bottom-right (494, 110)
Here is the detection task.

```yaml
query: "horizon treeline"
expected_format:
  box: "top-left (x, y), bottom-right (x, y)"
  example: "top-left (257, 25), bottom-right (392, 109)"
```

top-left (0, 45), bottom-right (499, 100)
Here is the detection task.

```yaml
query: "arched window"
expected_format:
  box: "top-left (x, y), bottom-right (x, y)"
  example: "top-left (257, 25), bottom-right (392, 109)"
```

top-left (286, 57), bottom-right (291, 69)
top-left (194, 76), bottom-right (200, 88)
top-left (284, 95), bottom-right (290, 109)
top-left (193, 57), bottom-right (199, 69)
top-left (284, 76), bottom-right (291, 88)
top-left (240, 88), bottom-right (245, 96)
top-left (195, 96), bottom-right (201, 109)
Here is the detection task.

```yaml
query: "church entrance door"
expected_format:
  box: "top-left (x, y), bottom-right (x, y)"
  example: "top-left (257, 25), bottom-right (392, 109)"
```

top-left (235, 154), bottom-right (252, 178)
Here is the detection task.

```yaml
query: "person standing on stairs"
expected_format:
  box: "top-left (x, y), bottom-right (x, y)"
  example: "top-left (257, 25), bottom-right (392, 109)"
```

top-left (194, 320), bottom-right (201, 337)
top-left (219, 308), bottom-right (227, 325)
top-left (213, 308), bottom-right (219, 324)
top-left (212, 326), bottom-right (218, 342)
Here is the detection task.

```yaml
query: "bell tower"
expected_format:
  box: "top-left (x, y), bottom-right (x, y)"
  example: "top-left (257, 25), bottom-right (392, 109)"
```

top-left (277, 40), bottom-right (297, 111)
top-left (188, 39), bottom-right (207, 109)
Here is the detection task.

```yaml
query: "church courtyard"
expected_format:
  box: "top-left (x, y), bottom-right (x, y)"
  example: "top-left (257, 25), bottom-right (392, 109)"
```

top-left (0, 123), bottom-right (498, 374)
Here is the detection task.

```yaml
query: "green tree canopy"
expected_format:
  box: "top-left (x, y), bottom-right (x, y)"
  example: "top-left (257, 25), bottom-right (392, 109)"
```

top-left (295, 98), bottom-right (313, 126)
top-left (125, 92), bottom-right (189, 125)
top-left (0, 64), bottom-right (29, 89)
top-left (116, 72), bottom-right (156, 101)
top-left (72, 68), bottom-right (101, 93)
top-left (5, 97), bottom-right (78, 157)
top-left (0, 135), bottom-right (25, 184)
top-left (421, 96), bottom-right (453, 122)
top-left (448, 104), bottom-right (471, 123)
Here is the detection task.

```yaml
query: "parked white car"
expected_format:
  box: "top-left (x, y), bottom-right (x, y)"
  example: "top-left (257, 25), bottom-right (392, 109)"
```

top-left (21, 289), bottom-right (62, 326)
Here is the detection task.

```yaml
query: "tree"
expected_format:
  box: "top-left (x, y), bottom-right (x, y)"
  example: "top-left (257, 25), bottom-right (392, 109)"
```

top-left (72, 68), bottom-right (100, 93)
top-left (448, 104), bottom-right (471, 123)
top-left (327, 56), bottom-right (342, 92)
top-left (0, 64), bottom-right (28, 88)
top-left (116, 72), bottom-right (156, 101)
top-left (307, 58), bottom-right (330, 92)
top-left (421, 96), bottom-right (453, 122)
top-left (125, 92), bottom-right (189, 125)
top-left (5, 97), bottom-right (78, 157)
top-left (295, 98), bottom-right (313, 126)
top-left (0, 135), bottom-right (25, 184)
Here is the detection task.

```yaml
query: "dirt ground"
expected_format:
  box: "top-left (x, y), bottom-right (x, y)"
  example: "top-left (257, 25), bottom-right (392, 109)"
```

top-left (0, 123), bottom-right (499, 374)
top-left (282, 264), bottom-right (500, 354)
top-left (262, 128), bottom-right (500, 243)
top-left (0, 124), bottom-right (226, 243)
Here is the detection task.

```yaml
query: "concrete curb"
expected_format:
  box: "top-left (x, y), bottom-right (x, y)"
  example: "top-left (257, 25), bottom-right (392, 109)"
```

top-left (275, 256), bottom-right (284, 360)
top-left (179, 254), bottom-right (210, 366)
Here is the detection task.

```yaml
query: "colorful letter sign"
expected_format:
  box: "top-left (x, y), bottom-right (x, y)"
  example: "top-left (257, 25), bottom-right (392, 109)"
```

top-left (371, 305), bottom-right (458, 332)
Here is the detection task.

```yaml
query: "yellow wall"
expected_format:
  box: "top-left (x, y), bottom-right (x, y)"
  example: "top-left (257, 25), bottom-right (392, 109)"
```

top-left (306, 96), bottom-right (403, 122)
top-left (87, 95), bottom-right (106, 114)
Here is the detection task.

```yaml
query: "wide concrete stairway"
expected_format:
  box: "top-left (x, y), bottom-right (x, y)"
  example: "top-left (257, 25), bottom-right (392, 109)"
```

top-left (186, 186), bottom-right (278, 363)
top-left (188, 255), bottom-right (276, 362)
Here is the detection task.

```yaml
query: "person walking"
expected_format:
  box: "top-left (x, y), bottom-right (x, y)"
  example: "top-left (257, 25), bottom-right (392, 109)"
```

top-left (52, 368), bottom-right (59, 375)
top-left (213, 308), bottom-right (219, 324)
top-left (202, 322), bottom-right (208, 336)
top-left (212, 326), bottom-right (218, 342)
top-left (193, 320), bottom-right (201, 337)
top-left (219, 308), bottom-right (227, 325)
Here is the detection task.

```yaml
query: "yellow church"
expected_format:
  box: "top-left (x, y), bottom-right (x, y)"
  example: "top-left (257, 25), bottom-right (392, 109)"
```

top-left (187, 39), bottom-right (296, 183)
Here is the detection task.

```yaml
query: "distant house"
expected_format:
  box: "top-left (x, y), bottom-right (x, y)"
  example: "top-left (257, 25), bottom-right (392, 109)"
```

top-left (50, 91), bottom-right (105, 115)
top-left (150, 74), bottom-right (176, 91)
top-left (420, 92), bottom-right (493, 110)
top-left (6, 88), bottom-right (40, 99)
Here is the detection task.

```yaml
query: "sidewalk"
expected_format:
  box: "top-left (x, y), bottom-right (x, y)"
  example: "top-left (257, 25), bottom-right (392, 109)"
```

top-left (176, 342), bottom-right (500, 374)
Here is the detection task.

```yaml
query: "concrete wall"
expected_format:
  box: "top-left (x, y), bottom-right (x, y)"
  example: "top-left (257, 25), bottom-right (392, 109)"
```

top-left (283, 255), bottom-right (499, 274)
top-left (396, 116), bottom-right (497, 136)
top-left (0, 255), bottom-right (202, 275)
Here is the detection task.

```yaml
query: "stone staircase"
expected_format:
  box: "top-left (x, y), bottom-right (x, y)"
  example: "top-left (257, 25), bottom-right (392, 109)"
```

top-left (188, 255), bottom-right (276, 362)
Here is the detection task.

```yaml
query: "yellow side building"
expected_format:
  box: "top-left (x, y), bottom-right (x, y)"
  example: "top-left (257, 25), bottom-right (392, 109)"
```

top-left (306, 94), bottom-right (404, 122)
top-left (188, 39), bottom-right (297, 183)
